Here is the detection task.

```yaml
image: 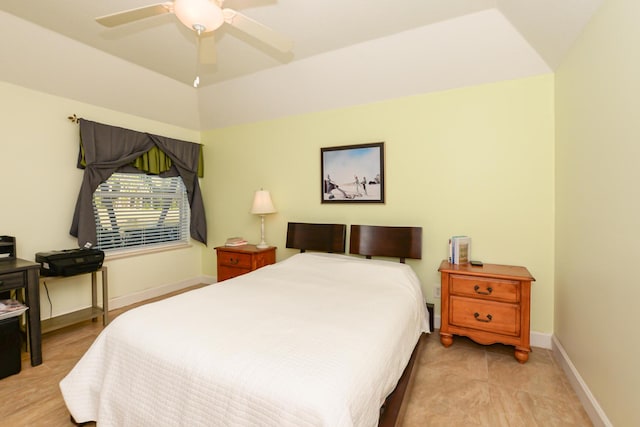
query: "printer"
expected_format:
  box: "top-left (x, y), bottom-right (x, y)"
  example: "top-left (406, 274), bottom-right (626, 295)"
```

top-left (35, 248), bottom-right (105, 277)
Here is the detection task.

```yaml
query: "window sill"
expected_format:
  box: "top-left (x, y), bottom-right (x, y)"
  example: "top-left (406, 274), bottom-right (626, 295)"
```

top-left (104, 242), bottom-right (193, 261)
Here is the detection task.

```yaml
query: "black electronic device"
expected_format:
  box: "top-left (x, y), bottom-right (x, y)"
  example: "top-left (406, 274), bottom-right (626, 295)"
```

top-left (470, 260), bottom-right (484, 267)
top-left (0, 236), bottom-right (16, 261)
top-left (35, 248), bottom-right (105, 277)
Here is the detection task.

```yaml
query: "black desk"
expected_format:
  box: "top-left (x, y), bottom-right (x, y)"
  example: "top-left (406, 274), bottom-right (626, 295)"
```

top-left (0, 258), bottom-right (41, 366)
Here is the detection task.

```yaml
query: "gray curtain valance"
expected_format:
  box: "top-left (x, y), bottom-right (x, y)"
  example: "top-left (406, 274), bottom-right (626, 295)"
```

top-left (70, 119), bottom-right (207, 247)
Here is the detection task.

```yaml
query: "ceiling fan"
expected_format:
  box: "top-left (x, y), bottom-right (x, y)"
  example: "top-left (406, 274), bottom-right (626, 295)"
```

top-left (96, 0), bottom-right (293, 86)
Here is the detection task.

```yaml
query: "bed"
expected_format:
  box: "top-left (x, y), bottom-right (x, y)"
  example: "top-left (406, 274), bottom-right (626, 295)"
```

top-left (60, 223), bottom-right (428, 427)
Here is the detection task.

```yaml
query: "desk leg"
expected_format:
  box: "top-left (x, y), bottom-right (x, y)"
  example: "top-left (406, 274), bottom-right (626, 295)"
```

top-left (91, 271), bottom-right (97, 323)
top-left (26, 268), bottom-right (42, 366)
top-left (101, 267), bottom-right (109, 326)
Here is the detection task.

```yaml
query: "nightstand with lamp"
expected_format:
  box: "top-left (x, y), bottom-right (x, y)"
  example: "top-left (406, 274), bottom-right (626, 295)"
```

top-left (215, 188), bottom-right (277, 282)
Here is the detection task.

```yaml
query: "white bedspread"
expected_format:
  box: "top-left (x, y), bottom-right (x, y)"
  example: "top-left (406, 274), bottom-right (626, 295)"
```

top-left (60, 253), bottom-right (428, 427)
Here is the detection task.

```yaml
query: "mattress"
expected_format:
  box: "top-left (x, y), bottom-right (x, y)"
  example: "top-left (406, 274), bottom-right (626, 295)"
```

top-left (60, 252), bottom-right (428, 426)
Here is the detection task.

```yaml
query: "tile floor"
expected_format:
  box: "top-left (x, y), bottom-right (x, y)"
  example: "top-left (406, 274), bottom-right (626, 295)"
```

top-left (400, 332), bottom-right (593, 426)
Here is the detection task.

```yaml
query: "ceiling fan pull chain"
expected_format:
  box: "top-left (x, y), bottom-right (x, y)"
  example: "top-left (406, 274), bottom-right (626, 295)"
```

top-left (193, 25), bottom-right (205, 88)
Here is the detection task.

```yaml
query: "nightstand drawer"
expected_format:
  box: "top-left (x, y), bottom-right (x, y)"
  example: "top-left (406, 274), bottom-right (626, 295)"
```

top-left (449, 296), bottom-right (520, 336)
top-left (218, 252), bottom-right (252, 269)
top-left (0, 271), bottom-right (26, 292)
top-left (215, 245), bottom-right (277, 282)
top-left (450, 274), bottom-right (519, 303)
top-left (217, 265), bottom-right (249, 282)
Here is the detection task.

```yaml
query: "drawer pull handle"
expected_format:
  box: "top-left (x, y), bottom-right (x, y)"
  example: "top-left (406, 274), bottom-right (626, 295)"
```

top-left (229, 258), bottom-right (239, 265)
top-left (474, 285), bottom-right (493, 295)
top-left (474, 312), bottom-right (493, 323)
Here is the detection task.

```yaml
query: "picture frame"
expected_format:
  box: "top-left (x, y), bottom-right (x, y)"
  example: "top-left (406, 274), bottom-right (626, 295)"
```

top-left (321, 142), bottom-right (385, 203)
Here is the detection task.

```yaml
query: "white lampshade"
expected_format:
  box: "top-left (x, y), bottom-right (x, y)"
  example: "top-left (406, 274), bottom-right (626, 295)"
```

top-left (251, 190), bottom-right (276, 215)
top-left (173, 0), bottom-right (224, 32)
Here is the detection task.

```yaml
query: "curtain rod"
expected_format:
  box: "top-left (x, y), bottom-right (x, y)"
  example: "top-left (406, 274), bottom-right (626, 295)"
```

top-left (68, 114), bottom-right (79, 123)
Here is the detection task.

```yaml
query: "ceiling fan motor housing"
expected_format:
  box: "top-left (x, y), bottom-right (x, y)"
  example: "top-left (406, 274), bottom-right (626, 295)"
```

top-left (173, 0), bottom-right (224, 32)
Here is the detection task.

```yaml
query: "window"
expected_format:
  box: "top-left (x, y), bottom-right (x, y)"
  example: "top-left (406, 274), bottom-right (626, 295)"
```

top-left (92, 172), bottom-right (190, 252)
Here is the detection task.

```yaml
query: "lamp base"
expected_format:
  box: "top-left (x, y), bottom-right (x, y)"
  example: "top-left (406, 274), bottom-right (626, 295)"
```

top-left (256, 215), bottom-right (269, 249)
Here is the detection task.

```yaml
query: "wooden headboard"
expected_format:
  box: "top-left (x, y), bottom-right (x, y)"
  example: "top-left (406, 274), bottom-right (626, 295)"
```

top-left (349, 225), bottom-right (422, 263)
top-left (286, 222), bottom-right (346, 253)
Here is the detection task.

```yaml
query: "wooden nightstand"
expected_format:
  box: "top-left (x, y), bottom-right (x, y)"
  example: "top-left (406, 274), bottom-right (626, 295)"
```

top-left (215, 245), bottom-right (276, 282)
top-left (438, 260), bottom-right (535, 363)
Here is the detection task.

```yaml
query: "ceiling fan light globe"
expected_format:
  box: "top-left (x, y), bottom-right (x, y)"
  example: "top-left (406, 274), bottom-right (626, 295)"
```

top-left (174, 0), bottom-right (224, 33)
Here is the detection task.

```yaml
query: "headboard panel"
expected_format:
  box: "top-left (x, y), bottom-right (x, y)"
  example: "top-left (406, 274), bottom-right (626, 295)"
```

top-left (286, 222), bottom-right (346, 253)
top-left (349, 225), bottom-right (422, 263)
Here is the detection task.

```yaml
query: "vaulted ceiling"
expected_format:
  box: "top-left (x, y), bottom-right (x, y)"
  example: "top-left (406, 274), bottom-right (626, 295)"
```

top-left (0, 0), bottom-right (603, 130)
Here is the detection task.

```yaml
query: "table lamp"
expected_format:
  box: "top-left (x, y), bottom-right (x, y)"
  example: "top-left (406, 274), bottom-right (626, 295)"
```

top-left (250, 189), bottom-right (276, 248)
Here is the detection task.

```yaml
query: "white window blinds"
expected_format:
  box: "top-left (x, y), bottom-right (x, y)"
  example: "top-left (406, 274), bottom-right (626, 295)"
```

top-left (93, 173), bottom-right (190, 252)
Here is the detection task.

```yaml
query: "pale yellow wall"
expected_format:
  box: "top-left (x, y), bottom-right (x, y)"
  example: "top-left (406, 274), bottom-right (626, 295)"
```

top-left (555, 0), bottom-right (640, 425)
top-left (201, 75), bottom-right (555, 334)
top-left (0, 74), bottom-right (556, 336)
top-left (0, 81), bottom-right (203, 318)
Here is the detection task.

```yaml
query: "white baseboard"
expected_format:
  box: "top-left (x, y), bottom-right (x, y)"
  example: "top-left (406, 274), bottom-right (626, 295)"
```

top-left (552, 335), bottom-right (612, 427)
top-left (530, 331), bottom-right (552, 349)
top-left (109, 275), bottom-right (216, 310)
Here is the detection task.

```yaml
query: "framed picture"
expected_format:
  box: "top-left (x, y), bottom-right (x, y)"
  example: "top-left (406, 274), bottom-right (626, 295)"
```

top-left (321, 142), bottom-right (385, 203)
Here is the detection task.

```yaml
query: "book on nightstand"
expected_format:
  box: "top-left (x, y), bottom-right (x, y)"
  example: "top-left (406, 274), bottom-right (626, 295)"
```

top-left (449, 236), bottom-right (471, 264)
top-left (225, 237), bottom-right (248, 247)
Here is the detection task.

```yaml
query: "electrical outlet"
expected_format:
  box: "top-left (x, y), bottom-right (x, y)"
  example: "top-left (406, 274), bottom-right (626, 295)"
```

top-left (433, 286), bottom-right (441, 298)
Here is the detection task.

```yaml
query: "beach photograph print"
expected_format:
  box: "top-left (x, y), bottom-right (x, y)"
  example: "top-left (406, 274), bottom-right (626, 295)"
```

top-left (321, 142), bottom-right (385, 203)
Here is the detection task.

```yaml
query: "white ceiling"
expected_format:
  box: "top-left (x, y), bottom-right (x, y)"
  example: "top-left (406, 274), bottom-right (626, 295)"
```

top-left (0, 0), bottom-right (603, 130)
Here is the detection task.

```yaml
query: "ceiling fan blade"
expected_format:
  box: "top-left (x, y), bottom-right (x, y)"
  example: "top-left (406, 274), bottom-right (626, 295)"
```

top-left (96, 3), bottom-right (173, 28)
top-left (222, 9), bottom-right (293, 52)
top-left (199, 32), bottom-right (217, 64)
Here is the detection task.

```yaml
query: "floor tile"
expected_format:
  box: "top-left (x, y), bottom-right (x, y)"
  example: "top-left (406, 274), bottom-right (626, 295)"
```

top-left (400, 332), bottom-right (593, 427)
